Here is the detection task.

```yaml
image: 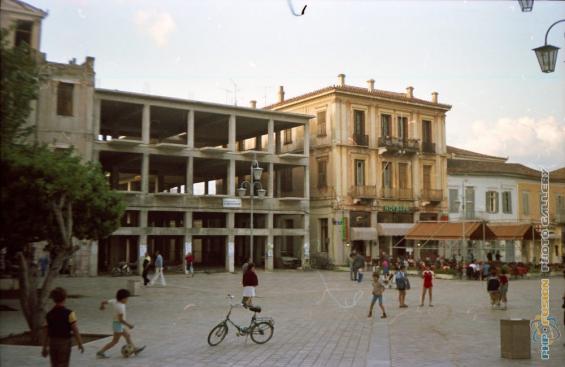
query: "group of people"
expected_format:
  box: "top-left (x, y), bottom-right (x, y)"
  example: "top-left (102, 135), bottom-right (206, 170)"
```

top-left (140, 250), bottom-right (195, 287)
top-left (486, 266), bottom-right (510, 309)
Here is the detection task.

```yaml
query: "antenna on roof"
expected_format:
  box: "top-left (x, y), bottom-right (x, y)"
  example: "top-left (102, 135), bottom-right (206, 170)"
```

top-left (230, 79), bottom-right (240, 106)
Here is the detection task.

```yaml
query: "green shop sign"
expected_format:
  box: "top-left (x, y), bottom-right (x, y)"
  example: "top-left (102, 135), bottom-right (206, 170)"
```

top-left (383, 205), bottom-right (410, 213)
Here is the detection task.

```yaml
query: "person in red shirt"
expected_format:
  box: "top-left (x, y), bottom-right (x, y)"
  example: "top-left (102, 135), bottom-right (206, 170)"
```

top-left (420, 265), bottom-right (434, 307)
top-left (185, 252), bottom-right (194, 277)
top-left (242, 263), bottom-right (259, 308)
top-left (498, 267), bottom-right (509, 310)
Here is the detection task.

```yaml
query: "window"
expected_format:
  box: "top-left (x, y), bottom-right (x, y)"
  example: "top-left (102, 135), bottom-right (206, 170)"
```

top-left (15, 21), bottom-right (33, 47)
top-left (57, 82), bottom-right (74, 116)
top-left (353, 110), bottom-right (365, 136)
top-left (422, 120), bottom-right (432, 143)
top-left (319, 218), bottom-right (329, 252)
top-left (354, 160), bottom-right (365, 186)
top-left (381, 114), bottom-right (392, 137)
top-left (449, 189), bottom-right (459, 213)
top-left (397, 116), bottom-right (408, 141)
top-left (522, 192), bottom-right (530, 215)
top-left (317, 111), bottom-right (326, 136)
top-left (465, 187), bottom-right (475, 219)
top-left (486, 191), bottom-right (499, 213)
top-left (281, 168), bottom-right (293, 192)
top-left (317, 159), bottom-right (327, 189)
top-left (398, 163), bottom-right (408, 189)
top-left (422, 165), bottom-right (432, 190)
top-left (502, 191), bottom-right (512, 214)
top-left (283, 128), bottom-right (292, 144)
top-left (382, 162), bottom-right (392, 189)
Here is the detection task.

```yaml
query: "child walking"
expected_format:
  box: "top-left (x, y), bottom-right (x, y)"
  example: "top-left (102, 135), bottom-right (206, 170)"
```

top-left (368, 272), bottom-right (387, 319)
top-left (486, 267), bottom-right (501, 309)
top-left (96, 289), bottom-right (145, 358)
top-left (420, 265), bottom-right (434, 307)
top-left (42, 287), bottom-right (84, 367)
top-left (498, 267), bottom-right (509, 310)
top-left (242, 262), bottom-right (258, 307)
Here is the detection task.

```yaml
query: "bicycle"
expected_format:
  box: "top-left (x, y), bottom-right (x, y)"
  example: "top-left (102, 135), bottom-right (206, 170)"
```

top-left (207, 294), bottom-right (274, 346)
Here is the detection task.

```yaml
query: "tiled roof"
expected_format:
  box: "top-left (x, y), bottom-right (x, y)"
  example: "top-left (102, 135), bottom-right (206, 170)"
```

top-left (447, 159), bottom-right (540, 180)
top-left (447, 146), bottom-right (507, 162)
top-left (264, 84), bottom-right (451, 110)
top-left (550, 167), bottom-right (565, 181)
top-left (9, 0), bottom-right (47, 16)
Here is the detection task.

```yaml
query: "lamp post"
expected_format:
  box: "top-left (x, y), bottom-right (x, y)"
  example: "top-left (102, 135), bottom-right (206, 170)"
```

top-left (517, 0), bottom-right (534, 12)
top-left (533, 19), bottom-right (564, 73)
top-left (238, 159), bottom-right (266, 264)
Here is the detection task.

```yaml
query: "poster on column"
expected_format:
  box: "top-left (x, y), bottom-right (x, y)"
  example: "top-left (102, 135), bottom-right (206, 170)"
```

top-left (139, 244), bottom-right (147, 257)
top-left (228, 241), bottom-right (234, 257)
top-left (303, 242), bottom-right (310, 258)
top-left (184, 242), bottom-right (192, 255)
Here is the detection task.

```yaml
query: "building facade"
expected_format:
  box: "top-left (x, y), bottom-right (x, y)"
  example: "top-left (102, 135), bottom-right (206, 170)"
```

top-left (267, 74), bottom-right (451, 265)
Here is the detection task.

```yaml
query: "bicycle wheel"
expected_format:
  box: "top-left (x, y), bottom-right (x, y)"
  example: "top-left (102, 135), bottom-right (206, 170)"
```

top-left (249, 321), bottom-right (274, 344)
top-left (207, 323), bottom-right (228, 346)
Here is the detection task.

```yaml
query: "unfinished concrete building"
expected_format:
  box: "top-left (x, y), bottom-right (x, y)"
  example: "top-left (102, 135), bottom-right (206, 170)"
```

top-left (95, 91), bottom-right (311, 272)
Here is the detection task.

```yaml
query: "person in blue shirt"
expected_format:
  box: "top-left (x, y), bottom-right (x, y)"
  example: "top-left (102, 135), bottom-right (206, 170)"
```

top-left (149, 251), bottom-right (166, 287)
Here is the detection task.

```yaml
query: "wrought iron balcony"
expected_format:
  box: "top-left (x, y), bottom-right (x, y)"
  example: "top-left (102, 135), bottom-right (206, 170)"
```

top-left (421, 141), bottom-right (436, 154)
top-left (353, 134), bottom-right (369, 146)
top-left (377, 137), bottom-right (419, 153)
top-left (349, 185), bottom-right (377, 198)
top-left (379, 188), bottom-right (414, 200)
top-left (420, 189), bottom-right (443, 202)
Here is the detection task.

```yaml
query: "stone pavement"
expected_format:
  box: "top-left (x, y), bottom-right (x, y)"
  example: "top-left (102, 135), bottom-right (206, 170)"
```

top-left (0, 271), bottom-right (564, 367)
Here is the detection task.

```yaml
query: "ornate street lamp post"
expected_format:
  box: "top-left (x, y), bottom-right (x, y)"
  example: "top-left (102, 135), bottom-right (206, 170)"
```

top-left (238, 159), bottom-right (265, 264)
top-left (533, 19), bottom-right (564, 73)
top-left (517, 0), bottom-right (534, 12)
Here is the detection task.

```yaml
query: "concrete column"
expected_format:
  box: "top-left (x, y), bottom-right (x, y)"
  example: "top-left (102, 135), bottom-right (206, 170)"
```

top-left (187, 110), bottom-right (194, 148)
top-left (142, 104), bottom-right (150, 144)
top-left (228, 114), bottom-right (236, 151)
top-left (228, 159), bottom-right (235, 196)
top-left (268, 162), bottom-right (274, 198)
top-left (301, 213), bottom-right (311, 268)
top-left (268, 119), bottom-right (275, 154)
top-left (93, 98), bottom-right (101, 138)
top-left (186, 157), bottom-right (193, 195)
top-left (303, 122), bottom-right (310, 155)
top-left (275, 131), bottom-right (281, 154)
top-left (303, 166), bottom-right (310, 199)
top-left (88, 241), bottom-right (98, 276)
top-left (184, 211), bottom-right (193, 274)
top-left (138, 210), bottom-right (148, 275)
top-left (226, 213), bottom-right (235, 272)
top-left (266, 213), bottom-right (274, 271)
top-left (141, 153), bottom-right (149, 193)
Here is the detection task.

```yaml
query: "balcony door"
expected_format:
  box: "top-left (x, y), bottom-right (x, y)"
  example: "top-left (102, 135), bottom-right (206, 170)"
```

top-left (397, 116), bottom-right (408, 141)
top-left (355, 160), bottom-right (365, 187)
top-left (354, 110), bottom-right (365, 137)
top-left (422, 120), bottom-right (432, 143)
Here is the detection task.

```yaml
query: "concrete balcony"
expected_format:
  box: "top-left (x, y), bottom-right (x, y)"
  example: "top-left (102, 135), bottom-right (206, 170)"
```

top-left (421, 189), bottom-right (443, 202)
top-left (349, 185), bottom-right (377, 198)
top-left (377, 137), bottom-right (420, 154)
top-left (380, 188), bottom-right (414, 201)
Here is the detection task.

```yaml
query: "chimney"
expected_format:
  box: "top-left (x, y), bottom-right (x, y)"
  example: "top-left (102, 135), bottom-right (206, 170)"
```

top-left (277, 86), bottom-right (285, 103)
top-left (431, 92), bottom-right (438, 104)
top-left (249, 100), bottom-right (257, 109)
top-left (337, 73), bottom-right (345, 87)
top-left (405, 86), bottom-right (414, 98)
top-left (367, 79), bottom-right (375, 92)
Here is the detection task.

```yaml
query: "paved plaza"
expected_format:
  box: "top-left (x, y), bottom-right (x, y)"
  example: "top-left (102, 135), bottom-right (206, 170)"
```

top-left (0, 271), bottom-right (564, 367)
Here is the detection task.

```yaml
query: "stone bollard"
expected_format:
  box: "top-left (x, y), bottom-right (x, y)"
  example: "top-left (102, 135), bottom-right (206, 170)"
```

top-left (127, 279), bottom-right (141, 296)
top-left (500, 319), bottom-right (530, 359)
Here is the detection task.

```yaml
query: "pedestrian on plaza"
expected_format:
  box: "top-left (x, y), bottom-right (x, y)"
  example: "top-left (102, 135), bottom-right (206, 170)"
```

top-left (185, 252), bottom-right (194, 277)
top-left (42, 287), bottom-right (84, 367)
top-left (368, 272), bottom-right (387, 319)
top-left (39, 254), bottom-right (49, 277)
top-left (349, 252), bottom-right (356, 281)
top-left (486, 267), bottom-right (500, 309)
top-left (477, 261), bottom-right (484, 281)
top-left (242, 262), bottom-right (258, 308)
top-left (498, 267), bottom-right (509, 310)
top-left (149, 250), bottom-right (166, 287)
top-left (353, 252), bottom-right (365, 283)
top-left (482, 261), bottom-right (490, 281)
top-left (96, 289), bottom-right (145, 359)
top-left (395, 266), bottom-right (410, 308)
top-left (141, 252), bottom-right (151, 286)
top-left (419, 265), bottom-right (434, 307)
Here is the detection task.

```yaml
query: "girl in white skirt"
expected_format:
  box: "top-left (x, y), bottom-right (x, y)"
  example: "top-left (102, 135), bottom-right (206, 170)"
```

top-left (242, 263), bottom-right (258, 307)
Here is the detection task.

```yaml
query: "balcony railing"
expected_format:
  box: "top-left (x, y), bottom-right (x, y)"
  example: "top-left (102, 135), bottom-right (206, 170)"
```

top-left (421, 189), bottom-right (443, 202)
top-left (377, 137), bottom-right (420, 153)
top-left (379, 188), bottom-right (414, 200)
top-left (349, 185), bottom-right (377, 198)
top-left (353, 134), bottom-right (369, 146)
top-left (311, 186), bottom-right (336, 199)
top-left (421, 141), bottom-right (436, 154)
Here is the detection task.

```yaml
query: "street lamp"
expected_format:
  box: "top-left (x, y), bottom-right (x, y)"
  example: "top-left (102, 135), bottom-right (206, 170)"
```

top-left (533, 19), bottom-right (564, 73)
top-left (238, 159), bottom-right (265, 264)
top-left (517, 0), bottom-right (534, 12)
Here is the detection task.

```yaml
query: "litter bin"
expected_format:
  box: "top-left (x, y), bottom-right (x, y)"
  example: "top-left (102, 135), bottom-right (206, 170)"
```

top-left (500, 319), bottom-right (531, 359)
top-left (127, 279), bottom-right (140, 296)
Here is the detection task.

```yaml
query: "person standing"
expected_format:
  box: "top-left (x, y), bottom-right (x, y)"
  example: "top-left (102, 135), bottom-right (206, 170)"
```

top-left (242, 262), bottom-right (258, 307)
top-left (185, 252), bottom-right (194, 277)
top-left (353, 252), bottom-right (365, 283)
top-left (498, 267), bottom-right (509, 310)
top-left (420, 265), bottom-right (434, 307)
top-left (141, 253), bottom-right (151, 286)
top-left (149, 251), bottom-right (166, 287)
top-left (368, 272), bottom-right (387, 319)
top-left (395, 266), bottom-right (409, 307)
top-left (42, 287), bottom-right (84, 367)
top-left (349, 253), bottom-right (356, 281)
top-left (486, 267), bottom-right (500, 309)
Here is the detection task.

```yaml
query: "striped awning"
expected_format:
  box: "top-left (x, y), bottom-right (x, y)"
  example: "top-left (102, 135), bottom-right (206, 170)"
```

top-left (376, 223), bottom-right (414, 236)
top-left (405, 222), bottom-right (496, 241)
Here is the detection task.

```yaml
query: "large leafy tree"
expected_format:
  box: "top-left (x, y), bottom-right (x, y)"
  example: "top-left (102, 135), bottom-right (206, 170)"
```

top-left (0, 29), bottom-right (125, 343)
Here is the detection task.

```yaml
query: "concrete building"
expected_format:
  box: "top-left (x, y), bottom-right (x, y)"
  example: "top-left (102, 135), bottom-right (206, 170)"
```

top-left (2, 0), bottom-right (311, 274)
top-left (266, 75), bottom-right (452, 265)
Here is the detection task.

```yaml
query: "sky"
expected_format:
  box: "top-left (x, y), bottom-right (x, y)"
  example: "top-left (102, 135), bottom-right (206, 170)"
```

top-left (31, 0), bottom-right (565, 170)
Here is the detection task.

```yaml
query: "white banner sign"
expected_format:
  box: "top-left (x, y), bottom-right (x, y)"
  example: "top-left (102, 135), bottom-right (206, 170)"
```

top-left (223, 198), bottom-right (242, 208)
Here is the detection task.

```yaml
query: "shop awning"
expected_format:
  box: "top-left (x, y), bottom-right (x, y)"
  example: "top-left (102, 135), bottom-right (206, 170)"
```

top-left (350, 227), bottom-right (378, 241)
top-left (488, 224), bottom-right (539, 240)
top-left (376, 223), bottom-right (414, 236)
top-left (405, 222), bottom-right (496, 241)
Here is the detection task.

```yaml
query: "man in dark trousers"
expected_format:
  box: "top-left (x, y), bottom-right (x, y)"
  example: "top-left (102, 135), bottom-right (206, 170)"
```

top-left (141, 252), bottom-right (151, 286)
top-left (353, 252), bottom-right (366, 282)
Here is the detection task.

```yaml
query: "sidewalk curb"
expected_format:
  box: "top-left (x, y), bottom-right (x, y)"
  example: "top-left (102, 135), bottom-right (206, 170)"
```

top-left (366, 318), bottom-right (392, 367)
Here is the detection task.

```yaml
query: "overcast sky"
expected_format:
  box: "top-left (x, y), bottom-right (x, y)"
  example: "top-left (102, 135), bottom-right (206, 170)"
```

top-left (32, 0), bottom-right (565, 170)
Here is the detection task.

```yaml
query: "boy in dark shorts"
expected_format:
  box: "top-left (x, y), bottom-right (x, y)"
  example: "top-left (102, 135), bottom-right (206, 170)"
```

top-left (42, 287), bottom-right (84, 367)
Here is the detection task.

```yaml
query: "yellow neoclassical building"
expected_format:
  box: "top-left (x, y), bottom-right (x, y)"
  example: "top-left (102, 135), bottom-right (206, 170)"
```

top-left (267, 74), bottom-right (451, 265)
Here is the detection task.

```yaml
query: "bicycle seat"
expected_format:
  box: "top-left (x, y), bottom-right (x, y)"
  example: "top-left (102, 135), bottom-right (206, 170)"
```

top-left (248, 305), bottom-right (262, 313)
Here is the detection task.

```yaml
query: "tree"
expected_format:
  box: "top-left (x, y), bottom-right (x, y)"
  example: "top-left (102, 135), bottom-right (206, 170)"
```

top-left (1, 146), bottom-right (125, 343)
